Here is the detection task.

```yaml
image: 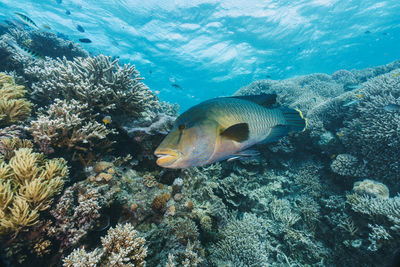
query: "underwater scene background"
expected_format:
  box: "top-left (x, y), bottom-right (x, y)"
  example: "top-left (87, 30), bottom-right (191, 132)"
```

top-left (0, 0), bottom-right (399, 266)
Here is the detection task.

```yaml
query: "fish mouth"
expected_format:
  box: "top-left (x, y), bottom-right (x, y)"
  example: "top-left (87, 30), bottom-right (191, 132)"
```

top-left (154, 149), bottom-right (182, 168)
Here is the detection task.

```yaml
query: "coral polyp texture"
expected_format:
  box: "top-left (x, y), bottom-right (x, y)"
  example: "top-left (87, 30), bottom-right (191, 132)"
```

top-left (0, 72), bottom-right (32, 127)
top-left (63, 223), bottom-right (147, 267)
top-left (26, 54), bottom-right (158, 118)
top-left (28, 99), bottom-right (116, 156)
top-left (0, 145), bottom-right (68, 236)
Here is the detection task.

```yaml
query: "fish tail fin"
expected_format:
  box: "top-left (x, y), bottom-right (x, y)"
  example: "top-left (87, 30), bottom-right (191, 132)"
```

top-left (279, 107), bottom-right (307, 132)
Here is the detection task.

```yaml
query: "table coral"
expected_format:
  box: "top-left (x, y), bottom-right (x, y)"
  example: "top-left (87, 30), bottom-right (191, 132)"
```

top-left (0, 72), bottom-right (32, 127)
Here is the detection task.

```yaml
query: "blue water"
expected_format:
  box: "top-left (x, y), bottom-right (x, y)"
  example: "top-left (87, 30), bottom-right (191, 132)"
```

top-left (1, 0), bottom-right (400, 111)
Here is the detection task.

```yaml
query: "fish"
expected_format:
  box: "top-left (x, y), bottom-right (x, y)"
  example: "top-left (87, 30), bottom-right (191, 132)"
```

top-left (171, 83), bottom-right (183, 90)
top-left (15, 12), bottom-right (39, 30)
top-left (65, 10), bottom-right (71, 15)
top-left (102, 116), bottom-right (112, 125)
top-left (79, 38), bottom-right (92, 43)
top-left (364, 30), bottom-right (371, 34)
top-left (356, 93), bottom-right (363, 98)
top-left (76, 24), bottom-right (85, 33)
top-left (154, 94), bottom-right (306, 168)
top-left (6, 40), bottom-right (44, 59)
top-left (155, 90), bottom-right (160, 94)
top-left (42, 24), bottom-right (51, 30)
top-left (56, 0), bottom-right (62, 3)
top-left (383, 104), bottom-right (400, 112)
top-left (343, 99), bottom-right (360, 107)
top-left (394, 73), bottom-right (400, 77)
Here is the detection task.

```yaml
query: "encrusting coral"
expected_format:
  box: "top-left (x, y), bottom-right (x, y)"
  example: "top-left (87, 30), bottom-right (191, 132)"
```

top-left (0, 145), bottom-right (68, 236)
top-left (0, 72), bottom-right (32, 127)
top-left (63, 223), bottom-right (147, 267)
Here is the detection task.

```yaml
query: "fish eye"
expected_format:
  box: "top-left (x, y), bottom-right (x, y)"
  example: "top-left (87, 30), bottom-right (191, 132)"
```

top-left (178, 124), bottom-right (186, 130)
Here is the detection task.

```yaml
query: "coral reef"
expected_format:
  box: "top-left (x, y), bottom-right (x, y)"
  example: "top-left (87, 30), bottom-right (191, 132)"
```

top-left (0, 146), bottom-right (68, 236)
top-left (63, 223), bottom-right (147, 267)
top-left (28, 99), bottom-right (115, 159)
top-left (0, 72), bottom-right (32, 127)
top-left (25, 55), bottom-right (158, 119)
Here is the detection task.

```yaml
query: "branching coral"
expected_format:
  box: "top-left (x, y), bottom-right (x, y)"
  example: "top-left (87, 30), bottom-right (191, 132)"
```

top-left (339, 70), bottom-right (400, 183)
top-left (0, 146), bottom-right (68, 236)
top-left (63, 223), bottom-right (147, 267)
top-left (28, 99), bottom-right (116, 157)
top-left (49, 182), bottom-right (116, 252)
top-left (26, 55), bottom-right (158, 118)
top-left (0, 72), bottom-right (32, 127)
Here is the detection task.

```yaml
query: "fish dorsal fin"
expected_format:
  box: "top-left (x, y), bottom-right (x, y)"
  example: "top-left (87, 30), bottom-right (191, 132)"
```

top-left (220, 123), bottom-right (249, 142)
top-left (229, 94), bottom-right (277, 108)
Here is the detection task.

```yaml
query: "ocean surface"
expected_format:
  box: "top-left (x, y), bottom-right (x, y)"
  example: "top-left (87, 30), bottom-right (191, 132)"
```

top-left (0, 1), bottom-right (400, 267)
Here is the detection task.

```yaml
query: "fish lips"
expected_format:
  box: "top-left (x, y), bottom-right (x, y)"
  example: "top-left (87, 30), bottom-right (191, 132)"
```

top-left (154, 149), bottom-right (182, 168)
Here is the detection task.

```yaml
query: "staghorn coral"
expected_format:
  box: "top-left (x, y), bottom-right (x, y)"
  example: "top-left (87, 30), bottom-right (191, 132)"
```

top-left (28, 99), bottom-right (116, 158)
top-left (25, 54), bottom-right (158, 118)
top-left (210, 213), bottom-right (269, 267)
top-left (0, 146), bottom-right (68, 236)
top-left (339, 70), bottom-right (400, 183)
top-left (63, 223), bottom-right (147, 267)
top-left (48, 182), bottom-right (116, 252)
top-left (0, 72), bottom-right (32, 127)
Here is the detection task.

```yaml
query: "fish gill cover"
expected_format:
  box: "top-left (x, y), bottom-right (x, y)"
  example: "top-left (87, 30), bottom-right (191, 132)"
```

top-left (0, 0), bottom-right (399, 266)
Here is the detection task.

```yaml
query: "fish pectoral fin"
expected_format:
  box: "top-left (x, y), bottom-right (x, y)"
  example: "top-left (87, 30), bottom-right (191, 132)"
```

top-left (262, 125), bottom-right (290, 143)
top-left (228, 94), bottom-right (277, 108)
top-left (220, 123), bottom-right (249, 142)
top-left (226, 149), bottom-right (260, 162)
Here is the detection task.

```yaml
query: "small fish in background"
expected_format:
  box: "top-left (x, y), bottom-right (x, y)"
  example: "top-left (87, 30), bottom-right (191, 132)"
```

top-left (111, 40), bottom-right (119, 46)
top-left (68, 41), bottom-right (74, 49)
top-left (169, 77), bottom-right (176, 83)
top-left (393, 73), bottom-right (400, 77)
top-left (6, 40), bottom-right (44, 59)
top-left (330, 154), bottom-right (336, 159)
top-left (364, 30), bottom-right (371, 34)
top-left (15, 12), bottom-right (39, 30)
top-left (383, 104), bottom-right (400, 112)
top-left (79, 38), bottom-right (92, 43)
top-left (56, 0), bottom-right (62, 3)
top-left (149, 69), bottom-right (152, 75)
top-left (76, 24), bottom-right (85, 33)
top-left (65, 10), bottom-right (71, 15)
top-left (343, 99), bottom-right (360, 107)
top-left (155, 90), bottom-right (160, 94)
top-left (102, 116), bottom-right (112, 125)
top-left (266, 75), bottom-right (271, 79)
top-left (344, 84), bottom-right (359, 91)
top-left (42, 24), bottom-right (51, 30)
top-left (356, 93), bottom-right (363, 98)
top-left (171, 83), bottom-right (183, 90)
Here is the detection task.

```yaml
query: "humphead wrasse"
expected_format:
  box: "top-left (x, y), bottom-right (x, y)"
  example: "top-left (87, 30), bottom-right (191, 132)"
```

top-left (154, 94), bottom-right (306, 168)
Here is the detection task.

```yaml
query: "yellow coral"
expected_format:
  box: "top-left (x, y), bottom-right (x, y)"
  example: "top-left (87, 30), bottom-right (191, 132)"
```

top-left (9, 148), bottom-right (41, 185)
top-left (0, 73), bottom-right (33, 127)
top-left (0, 197), bottom-right (39, 235)
top-left (0, 137), bottom-right (33, 160)
top-left (0, 145), bottom-right (68, 236)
